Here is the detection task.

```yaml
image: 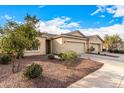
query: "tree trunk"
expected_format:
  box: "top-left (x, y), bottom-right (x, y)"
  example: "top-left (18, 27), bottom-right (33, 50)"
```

top-left (16, 53), bottom-right (23, 72)
top-left (12, 57), bottom-right (16, 73)
top-left (17, 58), bottom-right (21, 72)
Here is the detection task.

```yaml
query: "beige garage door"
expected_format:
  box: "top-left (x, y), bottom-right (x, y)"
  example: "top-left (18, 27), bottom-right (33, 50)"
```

top-left (63, 42), bottom-right (85, 54)
top-left (91, 44), bottom-right (100, 52)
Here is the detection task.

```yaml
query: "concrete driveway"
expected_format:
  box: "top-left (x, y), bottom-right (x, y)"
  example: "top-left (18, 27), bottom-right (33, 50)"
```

top-left (68, 53), bottom-right (124, 88)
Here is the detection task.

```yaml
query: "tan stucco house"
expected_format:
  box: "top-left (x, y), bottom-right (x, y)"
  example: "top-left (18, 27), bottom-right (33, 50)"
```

top-left (26, 31), bottom-right (103, 55)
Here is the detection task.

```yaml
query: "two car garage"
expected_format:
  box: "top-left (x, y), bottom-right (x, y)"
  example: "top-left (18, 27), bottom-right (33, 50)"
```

top-left (49, 31), bottom-right (103, 55)
top-left (64, 42), bottom-right (101, 54)
top-left (65, 42), bottom-right (85, 54)
top-left (62, 40), bottom-right (86, 54)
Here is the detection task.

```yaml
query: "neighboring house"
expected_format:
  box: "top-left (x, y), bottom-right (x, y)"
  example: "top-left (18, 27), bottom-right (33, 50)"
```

top-left (113, 42), bottom-right (124, 50)
top-left (25, 30), bottom-right (103, 55)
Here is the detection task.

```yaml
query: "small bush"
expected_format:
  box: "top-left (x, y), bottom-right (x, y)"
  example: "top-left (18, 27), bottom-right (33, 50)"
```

top-left (60, 51), bottom-right (78, 61)
top-left (0, 54), bottom-right (11, 64)
top-left (108, 49), bottom-right (124, 54)
top-left (102, 49), bottom-right (106, 52)
top-left (23, 63), bottom-right (43, 79)
top-left (58, 53), bottom-right (63, 57)
top-left (47, 54), bottom-right (55, 59)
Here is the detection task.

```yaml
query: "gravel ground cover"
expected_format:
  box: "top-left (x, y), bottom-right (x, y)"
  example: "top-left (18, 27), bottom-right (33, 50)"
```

top-left (0, 55), bottom-right (103, 88)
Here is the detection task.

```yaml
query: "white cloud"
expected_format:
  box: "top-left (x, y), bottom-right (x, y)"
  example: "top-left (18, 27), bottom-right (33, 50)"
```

top-left (37, 21), bottom-right (70, 34)
top-left (38, 5), bottom-right (45, 8)
top-left (15, 20), bottom-right (23, 24)
top-left (36, 16), bottom-right (124, 41)
top-left (91, 5), bottom-right (107, 16)
top-left (92, 5), bottom-right (124, 18)
top-left (109, 19), bottom-right (114, 24)
top-left (79, 23), bottom-right (124, 40)
top-left (0, 14), bottom-right (23, 25)
top-left (106, 6), bottom-right (124, 17)
top-left (65, 22), bottom-right (79, 28)
top-left (100, 15), bottom-right (105, 18)
top-left (1, 14), bottom-right (14, 20)
top-left (36, 16), bottom-right (124, 40)
top-left (95, 21), bottom-right (100, 24)
top-left (106, 7), bottom-right (116, 14)
top-left (122, 18), bottom-right (124, 24)
top-left (36, 16), bottom-right (79, 34)
top-left (46, 16), bottom-right (70, 27)
top-left (4, 14), bottom-right (13, 20)
top-left (113, 6), bottom-right (124, 17)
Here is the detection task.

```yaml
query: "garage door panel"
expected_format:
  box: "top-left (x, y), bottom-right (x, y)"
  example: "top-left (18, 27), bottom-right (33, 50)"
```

top-left (63, 42), bottom-right (85, 54)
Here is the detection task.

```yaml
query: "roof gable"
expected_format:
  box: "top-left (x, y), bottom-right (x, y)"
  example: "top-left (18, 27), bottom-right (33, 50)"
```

top-left (88, 35), bottom-right (104, 42)
top-left (63, 30), bottom-right (86, 38)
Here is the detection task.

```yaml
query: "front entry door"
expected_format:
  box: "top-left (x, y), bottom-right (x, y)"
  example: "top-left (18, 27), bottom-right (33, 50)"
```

top-left (46, 40), bottom-right (51, 54)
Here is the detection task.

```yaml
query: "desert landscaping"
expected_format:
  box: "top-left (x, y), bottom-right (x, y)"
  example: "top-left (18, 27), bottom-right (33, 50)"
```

top-left (0, 55), bottom-right (103, 88)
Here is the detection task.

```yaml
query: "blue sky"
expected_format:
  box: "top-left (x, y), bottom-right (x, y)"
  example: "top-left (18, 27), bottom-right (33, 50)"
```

top-left (0, 5), bottom-right (122, 28)
top-left (0, 5), bottom-right (124, 40)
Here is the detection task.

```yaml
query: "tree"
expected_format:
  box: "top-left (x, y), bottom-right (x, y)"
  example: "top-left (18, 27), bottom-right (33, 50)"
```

top-left (0, 14), bottom-right (40, 73)
top-left (104, 34), bottom-right (122, 51)
top-left (24, 14), bottom-right (39, 28)
top-left (24, 14), bottom-right (40, 50)
top-left (1, 29), bottom-right (31, 72)
top-left (104, 34), bottom-right (112, 50)
top-left (4, 21), bottom-right (18, 30)
top-left (111, 34), bottom-right (122, 49)
top-left (0, 27), bottom-right (4, 35)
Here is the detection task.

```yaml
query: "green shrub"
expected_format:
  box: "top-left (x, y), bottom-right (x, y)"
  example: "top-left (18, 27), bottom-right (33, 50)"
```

top-left (23, 63), bottom-right (43, 79)
top-left (59, 50), bottom-right (78, 62)
top-left (58, 53), bottom-right (63, 58)
top-left (47, 54), bottom-right (55, 59)
top-left (108, 49), bottom-right (124, 54)
top-left (0, 54), bottom-right (11, 64)
top-left (102, 49), bottom-right (106, 52)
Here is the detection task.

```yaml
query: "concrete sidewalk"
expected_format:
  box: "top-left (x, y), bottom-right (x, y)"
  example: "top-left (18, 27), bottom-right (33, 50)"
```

top-left (68, 54), bottom-right (124, 88)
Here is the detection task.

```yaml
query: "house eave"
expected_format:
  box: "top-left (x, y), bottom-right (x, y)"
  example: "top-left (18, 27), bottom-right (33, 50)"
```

top-left (51, 35), bottom-right (88, 40)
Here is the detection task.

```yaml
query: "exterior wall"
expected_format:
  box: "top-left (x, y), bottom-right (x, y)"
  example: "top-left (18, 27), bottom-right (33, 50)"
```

top-left (52, 37), bottom-right (87, 54)
top-left (25, 37), bottom-right (46, 55)
top-left (88, 36), bottom-right (103, 52)
top-left (61, 37), bottom-right (87, 54)
top-left (89, 44), bottom-right (100, 52)
top-left (113, 42), bottom-right (124, 50)
top-left (24, 34), bottom-right (103, 56)
top-left (37, 37), bottom-right (46, 55)
top-left (52, 38), bottom-right (63, 54)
